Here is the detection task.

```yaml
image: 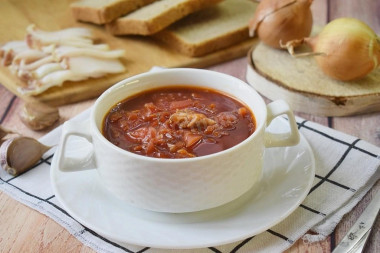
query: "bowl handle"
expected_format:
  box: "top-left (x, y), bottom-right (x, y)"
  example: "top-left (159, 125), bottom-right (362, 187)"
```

top-left (57, 120), bottom-right (96, 172)
top-left (265, 100), bottom-right (300, 148)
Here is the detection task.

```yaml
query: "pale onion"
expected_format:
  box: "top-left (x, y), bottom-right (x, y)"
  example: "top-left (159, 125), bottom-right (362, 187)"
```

top-left (283, 18), bottom-right (380, 81)
top-left (249, 0), bottom-right (313, 49)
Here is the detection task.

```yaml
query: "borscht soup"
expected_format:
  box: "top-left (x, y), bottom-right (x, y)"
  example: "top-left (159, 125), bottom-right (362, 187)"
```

top-left (102, 86), bottom-right (256, 158)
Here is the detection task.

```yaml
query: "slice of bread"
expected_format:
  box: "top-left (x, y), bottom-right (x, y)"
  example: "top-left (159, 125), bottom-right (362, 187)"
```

top-left (106, 0), bottom-right (223, 36)
top-left (71, 0), bottom-right (157, 24)
top-left (154, 0), bottom-right (258, 57)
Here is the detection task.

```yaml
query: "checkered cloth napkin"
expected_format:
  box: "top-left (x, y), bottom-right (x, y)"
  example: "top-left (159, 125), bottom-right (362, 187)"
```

top-left (0, 107), bottom-right (379, 253)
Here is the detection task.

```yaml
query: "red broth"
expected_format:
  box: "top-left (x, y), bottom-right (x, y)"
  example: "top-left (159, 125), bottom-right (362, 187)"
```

top-left (102, 86), bottom-right (255, 158)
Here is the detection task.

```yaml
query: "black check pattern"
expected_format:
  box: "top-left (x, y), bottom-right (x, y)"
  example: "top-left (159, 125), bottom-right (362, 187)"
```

top-left (0, 105), bottom-right (379, 253)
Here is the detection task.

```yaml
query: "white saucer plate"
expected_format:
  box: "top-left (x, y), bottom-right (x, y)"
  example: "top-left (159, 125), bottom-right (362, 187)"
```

top-left (51, 117), bottom-right (315, 249)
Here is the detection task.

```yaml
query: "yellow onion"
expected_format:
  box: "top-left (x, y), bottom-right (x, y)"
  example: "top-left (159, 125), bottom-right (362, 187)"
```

top-left (249, 0), bottom-right (313, 49)
top-left (283, 18), bottom-right (380, 81)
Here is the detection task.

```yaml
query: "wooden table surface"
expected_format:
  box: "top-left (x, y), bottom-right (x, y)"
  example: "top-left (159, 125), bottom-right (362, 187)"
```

top-left (0, 0), bottom-right (379, 252)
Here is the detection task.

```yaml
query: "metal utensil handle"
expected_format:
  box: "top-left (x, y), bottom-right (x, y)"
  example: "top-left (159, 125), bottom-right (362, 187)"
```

top-left (332, 190), bottom-right (380, 253)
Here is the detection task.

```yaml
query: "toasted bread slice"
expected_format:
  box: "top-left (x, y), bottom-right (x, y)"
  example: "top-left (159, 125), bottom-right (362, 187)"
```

top-left (71, 0), bottom-right (157, 24)
top-left (106, 0), bottom-right (223, 36)
top-left (154, 0), bottom-right (258, 57)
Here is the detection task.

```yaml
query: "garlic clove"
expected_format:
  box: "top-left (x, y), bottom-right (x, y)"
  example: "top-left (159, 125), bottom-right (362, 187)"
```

top-left (0, 136), bottom-right (52, 176)
top-left (19, 101), bottom-right (60, 130)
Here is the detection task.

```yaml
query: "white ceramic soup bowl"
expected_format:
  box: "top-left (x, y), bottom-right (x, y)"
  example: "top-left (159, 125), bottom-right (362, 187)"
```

top-left (56, 68), bottom-right (300, 213)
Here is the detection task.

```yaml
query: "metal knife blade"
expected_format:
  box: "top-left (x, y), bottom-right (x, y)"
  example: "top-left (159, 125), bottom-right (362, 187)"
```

top-left (332, 190), bottom-right (380, 253)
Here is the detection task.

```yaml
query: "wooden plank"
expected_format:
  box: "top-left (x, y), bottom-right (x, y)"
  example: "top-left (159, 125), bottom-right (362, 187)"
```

top-left (332, 114), bottom-right (380, 146)
top-left (0, 1), bottom-right (378, 252)
top-left (0, 193), bottom-right (94, 252)
top-left (329, 1), bottom-right (380, 252)
top-left (334, 182), bottom-right (380, 253)
top-left (287, 237), bottom-right (332, 253)
top-left (310, 0), bottom-right (328, 26)
top-left (0, 85), bottom-right (94, 252)
top-left (246, 43), bottom-right (380, 116)
top-left (0, 0), bottom-right (258, 106)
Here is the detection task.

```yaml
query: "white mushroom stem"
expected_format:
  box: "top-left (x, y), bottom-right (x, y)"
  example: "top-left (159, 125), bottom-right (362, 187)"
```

top-left (68, 56), bottom-right (125, 75)
top-left (53, 46), bottom-right (125, 60)
top-left (26, 24), bottom-right (93, 48)
top-left (42, 43), bottom-right (110, 53)
top-left (20, 56), bottom-right (125, 95)
top-left (27, 35), bottom-right (94, 49)
top-left (17, 55), bottom-right (54, 71)
top-left (27, 24), bottom-right (93, 39)
top-left (0, 40), bottom-right (28, 53)
top-left (56, 41), bottom-right (110, 50)
top-left (46, 69), bottom-right (87, 86)
top-left (1, 49), bottom-right (14, 66)
top-left (0, 41), bottom-right (28, 66)
top-left (32, 62), bottom-right (64, 79)
top-left (3, 25), bottom-right (126, 95)
top-left (21, 70), bottom-right (99, 95)
top-left (12, 49), bottom-right (48, 64)
top-left (16, 69), bottom-right (32, 82)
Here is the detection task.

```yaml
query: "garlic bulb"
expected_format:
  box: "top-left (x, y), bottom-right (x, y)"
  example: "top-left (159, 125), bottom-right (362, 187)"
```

top-left (0, 136), bottom-right (51, 175)
top-left (249, 0), bottom-right (313, 49)
top-left (19, 101), bottom-right (60, 130)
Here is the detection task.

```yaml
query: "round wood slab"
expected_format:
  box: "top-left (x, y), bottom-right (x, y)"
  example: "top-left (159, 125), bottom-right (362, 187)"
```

top-left (245, 43), bottom-right (380, 116)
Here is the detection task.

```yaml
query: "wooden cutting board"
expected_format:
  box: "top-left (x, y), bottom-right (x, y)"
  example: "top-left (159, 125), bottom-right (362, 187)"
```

top-left (0, 0), bottom-right (258, 106)
top-left (246, 42), bottom-right (380, 117)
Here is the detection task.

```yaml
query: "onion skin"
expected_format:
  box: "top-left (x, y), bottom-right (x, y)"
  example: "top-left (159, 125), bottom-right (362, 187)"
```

top-left (308, 18), bottom-right (380, 81)
top-left (249, 0), bottom-right (313, 49)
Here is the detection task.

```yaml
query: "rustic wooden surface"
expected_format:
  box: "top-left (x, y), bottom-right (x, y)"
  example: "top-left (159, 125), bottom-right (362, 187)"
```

top-left (0, 0), bottom-right (257, 106)
top-left (247, 43), bottom-right (380, 116)
top-left (0, 0), bottom-right (379, 252)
